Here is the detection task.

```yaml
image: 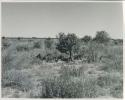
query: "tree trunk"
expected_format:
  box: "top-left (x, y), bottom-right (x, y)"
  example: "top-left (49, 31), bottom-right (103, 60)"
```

top-left (69, 50), bottom-right (72, 61)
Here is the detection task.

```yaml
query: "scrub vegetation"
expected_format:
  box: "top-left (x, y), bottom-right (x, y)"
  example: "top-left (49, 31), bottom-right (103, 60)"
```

top-left (2, 31), bottom-right (123, 98)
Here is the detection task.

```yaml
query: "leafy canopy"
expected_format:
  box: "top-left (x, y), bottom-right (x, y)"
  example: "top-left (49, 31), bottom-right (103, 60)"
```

top-left (93, 31), bottom-right (110, 43)
top-left (56, 32), bottom-right (78, 55)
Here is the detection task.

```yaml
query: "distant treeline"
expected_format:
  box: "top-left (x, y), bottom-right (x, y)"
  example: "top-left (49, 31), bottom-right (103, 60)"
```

top-left (2, 36), bottom-right (123, 44)
top-left (2, 37), bottom-right (58, 39)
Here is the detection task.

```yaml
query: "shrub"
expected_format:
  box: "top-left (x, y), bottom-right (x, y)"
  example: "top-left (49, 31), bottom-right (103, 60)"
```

top-left (29, 82), bottom-right (43, 98)
top-left (97, 74), bottom-right (112, 88)
top-left (93, 31), bottom-right (110, 44)
top-left (17, 37), bottom-right (21, 40)
top-left (97, 72), bottom-right (122, 88)
top-left (2, 47), bottom-right (16, 71)
top-left (41, 77), bottom-right (83, 98)
top-left (30, 64), bottom-right (84, 98)
top-left (110, 83), bottom-right (123, 98)
top-left (81, 35), bottom-right (92, 43)
top-left (33, 41), bottom-right (41, 48)
top-left (99, 46), bottom-right (123, 72)
top-left (2, 69), bottom-right (33, 92)
top-left (2, 39), bottom-right (11, 49)
top-left (16, 44), bottom-right (29, 51)
top-left (82, 76), bottom-right (99, 98)
top-left (2, 36), bottom-right (5, 39)
top-left (44, 38), bottom-right (54, 50)
top-left (83, 42), bottom-right (102, 63)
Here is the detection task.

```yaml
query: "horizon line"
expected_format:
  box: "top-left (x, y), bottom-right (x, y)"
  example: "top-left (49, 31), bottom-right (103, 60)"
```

top-left (1, 36), bottom-right (123, 40)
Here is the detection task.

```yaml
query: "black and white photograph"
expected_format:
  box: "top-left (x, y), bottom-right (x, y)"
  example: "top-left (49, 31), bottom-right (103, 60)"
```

top-left (1, 0), bottom-right (124, 98)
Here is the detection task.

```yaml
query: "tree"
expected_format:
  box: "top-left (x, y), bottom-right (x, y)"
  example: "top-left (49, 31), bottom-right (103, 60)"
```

top-left (81, 35), bottom-right (92, 43)
top-left (93, 31), bottom-right (110, 43)
top-left (56, 33), bottom-right (78, 61)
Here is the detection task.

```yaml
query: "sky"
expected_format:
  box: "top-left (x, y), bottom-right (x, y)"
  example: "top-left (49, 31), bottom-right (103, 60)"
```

top-left (2, 2), bottom-right (123, 38)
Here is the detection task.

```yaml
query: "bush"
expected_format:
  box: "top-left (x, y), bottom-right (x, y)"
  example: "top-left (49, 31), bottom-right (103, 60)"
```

top-left (110, 83), bottom-right (123, 98)
top-left (97, 72), bottom-right (122, 88)
top-left (2, 47), bottom-right (16, 71)
top-left (93, 31), bottom-right (110, 44)
top-left (99, 46), bottom-right (123, 72)
top-left (2, 69), bottom-right (33, 91)
top-left (41, 77), bottom-right (83, 98)
top-left (30, 64), bottom-right (84, 98)
top-left (83, 42), bottom-right (103, 63)
top-left (16, 44), bottom-right (30, 51)
top-left (82, 76), bottom-right (99, 98)
top-left (58, 65), bottom-right (99, 98)
top-left (2, 40), bottom-right (11, 49)
top-left (44, 38), bottom-right (53, 50)
top-left (81, 35), bottom-right (92, 43)
top-left (33, 41), bottom-right (41, 49)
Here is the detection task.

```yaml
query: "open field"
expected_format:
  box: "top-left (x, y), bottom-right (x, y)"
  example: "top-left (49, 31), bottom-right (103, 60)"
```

top-left (2, 37), bottom-right (123, 98)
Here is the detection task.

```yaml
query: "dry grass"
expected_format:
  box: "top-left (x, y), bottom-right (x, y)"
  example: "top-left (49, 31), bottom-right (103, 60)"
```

top-left (2, 38), bottom-right (123, 98)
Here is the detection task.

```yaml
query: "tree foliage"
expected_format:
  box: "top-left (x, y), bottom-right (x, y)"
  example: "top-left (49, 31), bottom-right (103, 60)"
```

top-left (56, 33), bottom-right (78, 60)
top-left (81, 35), bottom-right (92, 43)
top-left (93, 31), bottom-right (110, 43)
